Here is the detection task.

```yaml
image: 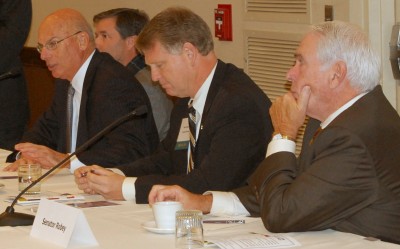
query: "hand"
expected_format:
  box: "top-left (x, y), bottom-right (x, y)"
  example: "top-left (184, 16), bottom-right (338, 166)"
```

top-left (3, 157), bottom-right (36, 171)
top-left (74, 165), bottom-right (125, 200)
top-left (270, 86), bottom-right (311, 138)
top-left (12, 143), bottom-right (69, 169)
top-left (148, 185), bottom-right (213, 213)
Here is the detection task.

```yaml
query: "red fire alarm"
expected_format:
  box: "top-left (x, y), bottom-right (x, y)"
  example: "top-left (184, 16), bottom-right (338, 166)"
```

top-left (214, 4), bottom-right (232, 41)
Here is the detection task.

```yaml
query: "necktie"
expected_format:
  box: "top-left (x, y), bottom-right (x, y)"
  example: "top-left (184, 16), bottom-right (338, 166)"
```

top-left (309, 126), bottom-right (322, 145)
top-left (188, 100), bottom-right (197, 173)
top-left (66, 85), bottom-right (75, 153)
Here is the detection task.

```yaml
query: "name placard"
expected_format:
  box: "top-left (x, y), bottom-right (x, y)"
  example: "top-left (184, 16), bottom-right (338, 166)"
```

top-left (30, 198), bottom-right (98, 248)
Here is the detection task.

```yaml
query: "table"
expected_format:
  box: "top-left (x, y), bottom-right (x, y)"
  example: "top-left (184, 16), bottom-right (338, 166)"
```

top-left (0, 149), bottom-right (399, 249)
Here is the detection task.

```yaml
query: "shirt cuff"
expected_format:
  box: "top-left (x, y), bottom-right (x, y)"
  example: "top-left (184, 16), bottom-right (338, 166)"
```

top-left (122, 177), bottom-right (137, 201)
top-left (69, 155), bottom-right (86, 173)
top-left (205, 191), bottom-right (250, 216)
top-left (266, 135), bottom-right (296, 157)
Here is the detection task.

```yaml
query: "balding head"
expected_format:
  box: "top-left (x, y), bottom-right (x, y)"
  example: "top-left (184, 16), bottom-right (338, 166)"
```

top-left (40, 8), bottom-right (95, 44)
top-left (38, 8), bottom-right (95, 81)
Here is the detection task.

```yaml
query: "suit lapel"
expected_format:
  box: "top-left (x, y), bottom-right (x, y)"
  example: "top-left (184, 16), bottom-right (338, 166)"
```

top-left (76, 50), bottom-right (101, 146)
top-left (193, 60), bottom-right (224, 161)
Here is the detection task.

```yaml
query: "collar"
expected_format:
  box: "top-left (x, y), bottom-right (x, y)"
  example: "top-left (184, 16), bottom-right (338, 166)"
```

top-left (321, 91), bottom-right (368, 128)
top-left (70, 50), bottom-right (95, 94)
top-left (190, 62), bottom-right (218, 117)
top-left (127, 54), bottom-right (146, 75)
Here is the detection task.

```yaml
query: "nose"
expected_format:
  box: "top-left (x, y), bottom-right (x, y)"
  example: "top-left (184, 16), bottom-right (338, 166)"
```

top-left (39, 48), bottom-right (49, 61)
top-left (286, 64), bottom-right (297, 83)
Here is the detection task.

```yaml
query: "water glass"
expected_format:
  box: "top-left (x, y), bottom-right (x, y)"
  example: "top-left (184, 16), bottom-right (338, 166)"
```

top-left (175, 210), bottom-right (203, 248)
top-left (18, 164), bottom-right (42, 194)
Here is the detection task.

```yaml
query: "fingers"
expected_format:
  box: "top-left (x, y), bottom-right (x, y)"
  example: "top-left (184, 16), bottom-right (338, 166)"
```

top-left (89, 165), bottom-right (113, 176)
top-left (148, 185), bottom-right (184, 205)
top-left (148, 185), bottom-right (168, 204)
top-left (3, 161), bottom-right (19, 171)
top-left (298, 86), bottom-right (311, 112)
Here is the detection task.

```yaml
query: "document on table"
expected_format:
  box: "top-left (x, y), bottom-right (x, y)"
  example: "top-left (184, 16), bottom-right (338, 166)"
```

top-left (5, 193), bottom-right (85, 206)
top-left (207, 234), bottom-right (300, 249)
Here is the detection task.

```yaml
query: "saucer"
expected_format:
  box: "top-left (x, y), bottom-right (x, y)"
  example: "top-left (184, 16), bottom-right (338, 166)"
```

top-left (142, 221), bottom-right (175, 234)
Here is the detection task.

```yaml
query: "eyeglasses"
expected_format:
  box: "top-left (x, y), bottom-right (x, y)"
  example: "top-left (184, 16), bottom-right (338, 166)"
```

top-left (37, 31), bottom-right (82, 53)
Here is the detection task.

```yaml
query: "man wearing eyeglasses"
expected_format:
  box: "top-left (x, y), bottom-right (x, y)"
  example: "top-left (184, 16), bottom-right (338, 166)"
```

top-left (4, 8), bottom-right (159, 172)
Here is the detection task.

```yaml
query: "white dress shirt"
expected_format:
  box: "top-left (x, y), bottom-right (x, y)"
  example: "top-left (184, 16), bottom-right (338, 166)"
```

top-left (121, 63), bottom-right (218, 201)
top-left (69, 51), bottom-right (95, 173)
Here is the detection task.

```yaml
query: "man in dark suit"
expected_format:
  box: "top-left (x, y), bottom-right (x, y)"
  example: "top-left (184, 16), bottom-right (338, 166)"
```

top-left (4, 8), bottom-right (159, 172)
top-left (74, 7), bottom-right (273, 204)
top-left (148, 21), bottom-right (400, 244)
top-left (93, 8), bottom-right (173, 141)
top-left (0, 0), bottom-right (31, 151)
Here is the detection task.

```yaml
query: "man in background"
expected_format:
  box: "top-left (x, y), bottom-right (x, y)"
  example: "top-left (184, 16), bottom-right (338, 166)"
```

top-left (148, 21), bottom-right (400, 244)
top-left (93, 8), bottom-right (173, 141)
top-left (4, 8), bottom-right (159, 172)
top-left (75, 7), bottom-right (273, 204)
top-left (0, 1), bottom-right (31, 150)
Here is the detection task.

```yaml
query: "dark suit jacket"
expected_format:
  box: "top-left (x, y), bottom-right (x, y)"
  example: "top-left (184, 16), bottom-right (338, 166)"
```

top-left (0, 0), bottom-right (31, 150)
top-left (235, 85), bottom-right (400, 244)
top-left (118, 60), bottom-right (273, 203)
top-left (22, 50), bottom-right (159, 166)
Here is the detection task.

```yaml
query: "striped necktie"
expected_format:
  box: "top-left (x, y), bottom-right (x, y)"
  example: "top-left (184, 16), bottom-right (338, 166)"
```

top-left (66, 85), bottom-right (75, 153)
top-left (188, 100), bottom-right (197, 173)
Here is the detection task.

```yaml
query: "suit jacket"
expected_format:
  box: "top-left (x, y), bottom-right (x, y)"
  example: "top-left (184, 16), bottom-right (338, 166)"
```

top-left (127, 54), bottom-right (173, 141)
top-left (0, 0), bottom-right (31, 150)
top-left (235, 85), bottom-right (400, 244)
top-left (22, 50), bottom-right (159, 167)
top-left (118, 60), bottom-right (273, 203)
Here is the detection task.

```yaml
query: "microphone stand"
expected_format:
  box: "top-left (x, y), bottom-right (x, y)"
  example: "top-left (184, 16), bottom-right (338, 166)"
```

top-left (0, 105), bottom-right (147, 226)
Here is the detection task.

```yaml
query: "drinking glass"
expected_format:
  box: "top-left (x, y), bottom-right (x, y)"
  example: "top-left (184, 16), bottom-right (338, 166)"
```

top-left (175, 210), bottom-right (203, 248)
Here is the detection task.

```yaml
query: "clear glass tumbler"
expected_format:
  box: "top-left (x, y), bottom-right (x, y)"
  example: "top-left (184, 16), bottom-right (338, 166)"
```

top-left (175, 210), bottom-right (203, 248)
top-left (18, 164), bottom-right (42, 194)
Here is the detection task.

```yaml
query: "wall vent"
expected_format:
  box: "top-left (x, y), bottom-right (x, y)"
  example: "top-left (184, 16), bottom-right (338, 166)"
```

top-left (245, 0), bottom-right (310, 23)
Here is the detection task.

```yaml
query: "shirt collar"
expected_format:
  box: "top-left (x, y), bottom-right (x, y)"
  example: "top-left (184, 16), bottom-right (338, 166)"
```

top-left (190, 62), bottom-right (218, 116)
top-left (71, 50), bottom-right (95, 95)
top-left (321, 91), bottom-right (368, 128)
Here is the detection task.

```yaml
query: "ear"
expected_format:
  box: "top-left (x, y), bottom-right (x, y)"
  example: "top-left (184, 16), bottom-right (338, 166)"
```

top-left (77, 32), bottom-right (89, 50)
top-left (329, 61), bottom-right (347, 89)
top-left (126, 35), bottom-right (137, 50)
top-left (182, 42), bottom-right (197, 65)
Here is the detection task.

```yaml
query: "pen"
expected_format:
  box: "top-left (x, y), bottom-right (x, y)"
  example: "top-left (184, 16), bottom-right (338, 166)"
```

top-left (0, 176), bottom-right (18, 179)
top-left (203, 219), bottom-right (245, 224)
top-left (80, 169), bottom-right (96, 177)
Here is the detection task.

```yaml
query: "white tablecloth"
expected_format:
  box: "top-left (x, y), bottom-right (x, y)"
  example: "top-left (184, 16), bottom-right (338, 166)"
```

top-left (0, 148), bottom-right (398, 249)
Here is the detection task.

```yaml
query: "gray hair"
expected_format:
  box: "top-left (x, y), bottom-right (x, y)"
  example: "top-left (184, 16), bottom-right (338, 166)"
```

top-left (312, 21), bottom-right (381, 92)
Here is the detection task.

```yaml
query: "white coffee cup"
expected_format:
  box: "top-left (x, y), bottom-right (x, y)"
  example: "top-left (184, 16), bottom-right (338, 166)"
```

top-left (152, 201), bottom-right (183, 229)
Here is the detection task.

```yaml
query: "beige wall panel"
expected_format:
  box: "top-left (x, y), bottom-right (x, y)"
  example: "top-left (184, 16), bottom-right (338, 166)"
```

top-left (29, 0), bottom-right (244, 67)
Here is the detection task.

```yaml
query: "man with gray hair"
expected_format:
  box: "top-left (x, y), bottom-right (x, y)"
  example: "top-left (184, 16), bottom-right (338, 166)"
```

top-left (93, 8), bottom-right (173, 140)
top-left (148, 21), bottom-right (400, 244)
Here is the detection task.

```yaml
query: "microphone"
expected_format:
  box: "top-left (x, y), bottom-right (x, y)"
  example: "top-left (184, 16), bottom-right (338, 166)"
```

top-left (0, 105), bottom-right (148, 227)
top-left (0, 68), bottom-right (21, 81)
